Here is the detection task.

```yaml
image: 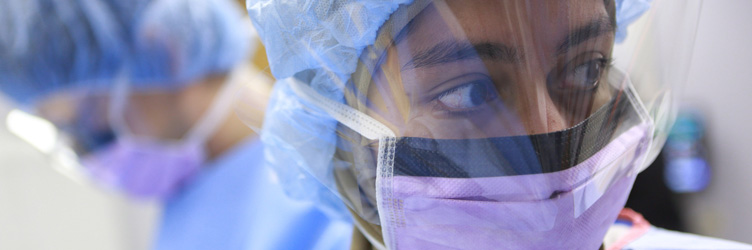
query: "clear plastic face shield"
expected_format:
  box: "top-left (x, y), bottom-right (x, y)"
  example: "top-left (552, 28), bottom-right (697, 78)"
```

top-left (6, 86), bottom-right (123, 185)
top-left (263, 0), bottom-right (700, 249)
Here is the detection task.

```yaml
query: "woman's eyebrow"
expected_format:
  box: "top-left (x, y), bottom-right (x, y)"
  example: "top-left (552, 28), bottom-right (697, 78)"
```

top-left (556, 16), bottom-right (615, 55)
top-left (399, 16), bottom-right (613, 70)
top-left (401, 41), bottom-right (522, 70)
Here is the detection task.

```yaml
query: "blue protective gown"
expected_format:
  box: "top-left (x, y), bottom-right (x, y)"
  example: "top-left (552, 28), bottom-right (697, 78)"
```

top-left (153, 139), bottom-right (352, 250)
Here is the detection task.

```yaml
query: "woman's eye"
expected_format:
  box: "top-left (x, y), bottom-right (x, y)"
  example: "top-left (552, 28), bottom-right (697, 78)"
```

top-left (561, 59), bottom-right (607, 90)
top-left (436, 81), bottom-right (496, 111)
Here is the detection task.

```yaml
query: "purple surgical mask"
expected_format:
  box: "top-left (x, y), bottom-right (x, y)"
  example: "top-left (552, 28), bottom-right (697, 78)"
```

top-left (82, 137), bottom-right (205, 199)
top-left (377, 124), bottom-right (651, 249)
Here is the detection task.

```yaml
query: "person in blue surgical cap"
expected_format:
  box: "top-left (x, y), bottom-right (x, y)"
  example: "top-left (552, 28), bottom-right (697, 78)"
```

top-left (245, 0), bottom-right (751, 249)
top-left (0, 0), bottom-right (351, 249)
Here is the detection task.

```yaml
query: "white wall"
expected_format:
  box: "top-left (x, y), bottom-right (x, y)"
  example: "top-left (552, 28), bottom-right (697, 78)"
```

top-left (0, 99), bottom-right (158, 250)
top-left (680, 0), bottom-right (752, 243)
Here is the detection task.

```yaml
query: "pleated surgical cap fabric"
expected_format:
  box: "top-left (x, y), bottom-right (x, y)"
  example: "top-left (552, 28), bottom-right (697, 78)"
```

top-left (247, 0), bottom-right (412, 99)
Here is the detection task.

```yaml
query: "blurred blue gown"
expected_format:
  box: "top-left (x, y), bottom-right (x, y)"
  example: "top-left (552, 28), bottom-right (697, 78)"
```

top-left (154, 139), bottom-right (352, 250)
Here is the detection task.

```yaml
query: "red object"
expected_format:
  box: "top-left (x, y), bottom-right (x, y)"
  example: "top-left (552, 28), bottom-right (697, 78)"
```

top-left (607, 208), bottom-right (652, 250)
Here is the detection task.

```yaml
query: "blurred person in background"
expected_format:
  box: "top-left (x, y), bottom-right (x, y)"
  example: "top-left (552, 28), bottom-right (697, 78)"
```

top-left (0, 0), bottom-right (351, 249)
top-left (245, 0), bottom-right (752, 249)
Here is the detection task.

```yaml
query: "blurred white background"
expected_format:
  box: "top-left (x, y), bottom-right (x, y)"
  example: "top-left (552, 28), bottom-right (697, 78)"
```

top-left (680, 0), bottom-right (752, 243)
top-left (0, 96), bottom-right (159, 250)
top-left (0, 0), bottom-right (750, 249)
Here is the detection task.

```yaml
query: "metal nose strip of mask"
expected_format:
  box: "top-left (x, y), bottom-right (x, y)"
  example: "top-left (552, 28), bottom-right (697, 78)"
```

top-left (286, 77), bottom-right (396, 140)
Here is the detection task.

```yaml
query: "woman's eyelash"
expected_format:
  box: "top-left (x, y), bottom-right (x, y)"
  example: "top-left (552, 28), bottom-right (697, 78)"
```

top-left (584, 57), bottom-right (612, 68)
top-left (434, 83), bottom-right (473, 101)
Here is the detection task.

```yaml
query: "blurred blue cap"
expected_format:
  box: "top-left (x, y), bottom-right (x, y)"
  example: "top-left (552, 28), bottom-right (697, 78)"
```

top-left (0, 0), bottom-right (251, 106)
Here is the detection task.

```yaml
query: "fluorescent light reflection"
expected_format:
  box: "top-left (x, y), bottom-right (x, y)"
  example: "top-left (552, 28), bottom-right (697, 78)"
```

top-left (6, 109), bottom-right (58, 153)
top-left (5, 109), bottom-right (94, 187)
top-left (50, 146), bottom-right (90, 185)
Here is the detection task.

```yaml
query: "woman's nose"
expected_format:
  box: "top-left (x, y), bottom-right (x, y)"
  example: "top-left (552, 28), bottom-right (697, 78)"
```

top-left (515, 81), bottom-right (568, 135)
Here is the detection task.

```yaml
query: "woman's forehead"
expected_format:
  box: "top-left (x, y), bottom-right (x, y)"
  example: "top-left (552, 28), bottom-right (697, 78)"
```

top-left (396, 0), bottom-right (612, 60)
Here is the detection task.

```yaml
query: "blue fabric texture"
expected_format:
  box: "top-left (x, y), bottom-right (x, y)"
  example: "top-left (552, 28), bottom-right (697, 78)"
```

top-left (615, 0), bottom-right (654, 43)
top-left (247, 0), bottom-right (413, 219)
top-left (0, 0), bottom-right (250, 105)
top-left (154, 139), bottom-right (352, 250)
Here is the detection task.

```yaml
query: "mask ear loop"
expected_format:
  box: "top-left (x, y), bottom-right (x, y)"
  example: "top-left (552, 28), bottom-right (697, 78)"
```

top-left (287, 76), bottom-right (394, 250)
top-left (108, 70), bottom-right (135, 139)
top-left (182, 64), bottom-right (249, 144)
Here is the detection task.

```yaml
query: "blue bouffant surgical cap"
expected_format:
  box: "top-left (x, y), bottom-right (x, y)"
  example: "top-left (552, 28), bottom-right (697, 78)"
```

top-left (0, 0), bottom-right (251, 105)
top-left (615, 0), bottom-right (654, 42)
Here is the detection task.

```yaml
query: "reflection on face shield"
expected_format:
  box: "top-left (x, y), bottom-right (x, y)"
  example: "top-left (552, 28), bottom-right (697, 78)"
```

top-left (351, 1), bottom-right (618, 139)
